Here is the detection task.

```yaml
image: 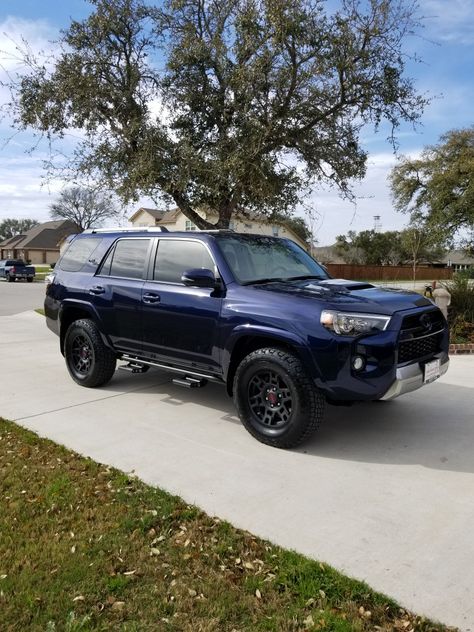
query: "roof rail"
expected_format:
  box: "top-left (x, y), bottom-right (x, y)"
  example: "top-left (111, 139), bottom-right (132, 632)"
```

top-left (83, 226), bottom-right (169, 234)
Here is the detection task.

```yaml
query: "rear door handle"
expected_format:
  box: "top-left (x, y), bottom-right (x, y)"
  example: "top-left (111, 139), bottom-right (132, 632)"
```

top-left (142, 292), bottom-right (161, 304)
top-left (89, 285), bottom-right (105, 295)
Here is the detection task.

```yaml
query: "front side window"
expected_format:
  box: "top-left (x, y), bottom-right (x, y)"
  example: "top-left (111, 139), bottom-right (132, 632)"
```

top-left (154, 239), bottom-right (214, 283)
top-left (100, 238), bottom-right (150, 279)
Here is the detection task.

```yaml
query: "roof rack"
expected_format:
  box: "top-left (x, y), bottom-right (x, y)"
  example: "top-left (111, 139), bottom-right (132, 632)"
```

top-left (83, 226), bottom-right (169, 234)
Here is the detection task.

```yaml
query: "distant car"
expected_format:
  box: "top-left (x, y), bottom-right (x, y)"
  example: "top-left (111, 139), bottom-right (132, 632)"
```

top-left (0, 259), bottom-right (36, 282)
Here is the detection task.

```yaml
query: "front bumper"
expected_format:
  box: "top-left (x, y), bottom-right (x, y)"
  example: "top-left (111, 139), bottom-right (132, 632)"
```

top-left (380, 354), bottom-right (449, 400)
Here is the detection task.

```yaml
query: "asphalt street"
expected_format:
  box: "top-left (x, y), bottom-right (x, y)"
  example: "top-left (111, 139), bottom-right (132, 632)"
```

top-left (0, 282), bottom-right (473, 631)
top-left (0, 278), bottom-right (46, 316)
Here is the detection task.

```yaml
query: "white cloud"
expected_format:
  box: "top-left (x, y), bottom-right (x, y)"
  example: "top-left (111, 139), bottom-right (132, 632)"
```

top-left (0, 153), bottom-right (63, 222)
top-left (304, 150), bottom-right (426, 246)
top-left (420, 0), bottom-right (474, 45)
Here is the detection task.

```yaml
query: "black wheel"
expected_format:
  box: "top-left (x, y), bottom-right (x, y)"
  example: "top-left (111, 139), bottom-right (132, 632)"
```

top-left (27, 277), bottom-right (33, 283)
top-left (64, 319), bottom-right (116, 388)
top-left (7, 274), bottom-right (14, 282)
top-left (233, 348), bottom-right (325, 448)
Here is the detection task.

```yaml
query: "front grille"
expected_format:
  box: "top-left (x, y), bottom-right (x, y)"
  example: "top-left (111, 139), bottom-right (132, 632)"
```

top-left (398, 332), bottom-right (442, 363)
top-left (398, 309), bottom-right (446, 364)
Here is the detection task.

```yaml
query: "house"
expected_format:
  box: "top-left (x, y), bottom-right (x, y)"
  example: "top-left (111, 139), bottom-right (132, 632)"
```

top-left (0, 220), bottom-right (81, 265)
top-left (440, 250), bottom-right (474, 272)
top-left (128, 207), bottom-right (309, 249)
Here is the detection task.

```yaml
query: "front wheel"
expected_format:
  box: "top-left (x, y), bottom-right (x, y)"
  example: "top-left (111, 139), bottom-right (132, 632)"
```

top-left (233, 348), bottom-right (325, 449)
top-left (64, 319), bottom-right (116, 388)
top-left (27, 277), bottom-right (33, 283)
top-left (7, 274), bottom-right (14, 282)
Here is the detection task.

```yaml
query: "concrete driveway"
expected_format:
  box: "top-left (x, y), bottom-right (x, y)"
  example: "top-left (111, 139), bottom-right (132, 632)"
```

top-left (1, 310), bottom-right (473, 631)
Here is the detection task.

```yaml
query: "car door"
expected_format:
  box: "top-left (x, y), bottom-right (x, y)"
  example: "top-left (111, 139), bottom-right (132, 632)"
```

top-left (93, 237), bottom-right (153, 353)
top-left (141, 238), bottom-right (223, 373)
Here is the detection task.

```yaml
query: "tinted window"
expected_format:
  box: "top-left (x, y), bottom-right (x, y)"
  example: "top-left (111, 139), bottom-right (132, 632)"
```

top-left (59, 237), bottom-right (103, 272)
top-left (154, 240), bottom-right (214, 283)
top-left (106, 239), bottom-right (150, 279)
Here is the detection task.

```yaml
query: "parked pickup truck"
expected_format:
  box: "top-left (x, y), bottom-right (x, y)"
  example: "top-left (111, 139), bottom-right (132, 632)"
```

top-left (0, 259), bottom-right (36, 282)
top-left (44, 228), bottom-right (449, 449)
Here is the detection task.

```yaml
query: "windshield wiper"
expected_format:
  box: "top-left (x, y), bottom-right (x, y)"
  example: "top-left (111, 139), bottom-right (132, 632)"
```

top-left (241, 277), bottom-right (285, 286)
top-left (284, 275), bottom-right (326, 281)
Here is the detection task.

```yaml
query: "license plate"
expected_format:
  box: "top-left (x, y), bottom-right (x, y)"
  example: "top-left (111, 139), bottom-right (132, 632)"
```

top-left (424, 359), bottom-right (441, 383)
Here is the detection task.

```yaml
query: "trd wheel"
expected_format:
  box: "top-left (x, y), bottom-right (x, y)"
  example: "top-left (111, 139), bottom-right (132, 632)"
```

top-left (233, 347), bottom-right (325, 449)
top-left (64, 319), bottom-right (116, 388)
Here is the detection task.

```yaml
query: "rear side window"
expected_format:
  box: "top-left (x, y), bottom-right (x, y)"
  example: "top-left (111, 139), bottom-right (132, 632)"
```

top-left (154, 239), bottom-right (214, 283)
top-left (100, 238), bottom-right (150, 279)
top-left (59, 237), bottom-right (103, 272)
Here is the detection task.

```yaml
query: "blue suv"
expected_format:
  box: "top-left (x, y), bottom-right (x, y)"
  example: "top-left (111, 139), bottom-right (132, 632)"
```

top-left (45, 228), bottom-right (449, 448)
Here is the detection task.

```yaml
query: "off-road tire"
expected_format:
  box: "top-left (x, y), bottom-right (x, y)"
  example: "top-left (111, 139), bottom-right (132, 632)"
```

top-left (233, 347), bottom-right (325, 449)
top-left (64, 319), bottom-right (116, 388)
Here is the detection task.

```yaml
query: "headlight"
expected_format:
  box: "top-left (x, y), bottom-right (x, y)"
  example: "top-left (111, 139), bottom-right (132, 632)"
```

top-left (320, 310), bottom-right (390, 336)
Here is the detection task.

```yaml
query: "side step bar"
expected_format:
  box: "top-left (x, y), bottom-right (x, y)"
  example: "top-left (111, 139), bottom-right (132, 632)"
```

top-left (172, 376), bottom-right (208, 389)
top-left (120, 354), bottom-right (222, 384)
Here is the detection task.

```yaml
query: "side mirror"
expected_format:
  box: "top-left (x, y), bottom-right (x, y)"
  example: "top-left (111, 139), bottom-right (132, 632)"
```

top-left (181, 268), bottom-right (217, 288)
top-left (50, 262), bottom-right (56, 269)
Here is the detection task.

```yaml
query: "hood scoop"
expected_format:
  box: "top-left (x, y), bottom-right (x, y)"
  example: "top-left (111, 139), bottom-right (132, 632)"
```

top-left (317, 279), bottom-right (375, 291)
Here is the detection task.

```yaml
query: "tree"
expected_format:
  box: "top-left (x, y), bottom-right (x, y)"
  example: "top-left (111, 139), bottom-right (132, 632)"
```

top-left (390, 127), bottom-right (474, 247)
top-left (9, 0), bottom-right (428, 230)
top-left (399, 223), bottom-right (445, 283)
top-left (50, 187), bottom-right (118, 230)
top-left (0, 218), bottom-right (39, 241)
top-left (335, 229), bottom-right (404, 265)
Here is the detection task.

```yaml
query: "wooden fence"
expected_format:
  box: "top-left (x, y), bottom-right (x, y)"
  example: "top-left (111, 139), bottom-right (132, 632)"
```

top-left (325, 264), bottom-right (453, 281)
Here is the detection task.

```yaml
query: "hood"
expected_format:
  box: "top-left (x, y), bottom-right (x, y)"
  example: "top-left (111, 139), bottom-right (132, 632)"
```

top-left (256, 278), bottom-right (432, 314)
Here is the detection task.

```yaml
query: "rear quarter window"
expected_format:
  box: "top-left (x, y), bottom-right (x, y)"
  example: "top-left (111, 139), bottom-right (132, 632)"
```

top-left (58, 237), bottom-right (103, 272)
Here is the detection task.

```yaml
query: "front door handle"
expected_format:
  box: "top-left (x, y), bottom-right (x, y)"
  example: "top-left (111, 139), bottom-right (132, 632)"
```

top-left (89, 285), bottom-right (105, 295)
top-left (142, 292), bottom-right (161, 304)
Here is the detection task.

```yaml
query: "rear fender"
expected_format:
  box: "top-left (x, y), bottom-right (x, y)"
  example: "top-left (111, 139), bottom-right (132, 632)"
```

top-left (59, 300), bottom-right (113, 355)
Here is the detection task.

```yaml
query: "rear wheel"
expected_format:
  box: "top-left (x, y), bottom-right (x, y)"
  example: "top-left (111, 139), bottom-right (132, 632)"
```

top-left (27, 277), bottom-right (33, 283)
top-left (7, 274), bottom-right (14, 282)
top-left (233, 347), bottom-right (325, 448)
top-left (64, 319), bottom-right (116, 388)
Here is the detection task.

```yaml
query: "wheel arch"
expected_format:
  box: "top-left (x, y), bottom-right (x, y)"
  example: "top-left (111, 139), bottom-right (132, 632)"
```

top-left (59, 302), bottom-right (110, 356)
top-left (225, 328), bottom-right (318, 396)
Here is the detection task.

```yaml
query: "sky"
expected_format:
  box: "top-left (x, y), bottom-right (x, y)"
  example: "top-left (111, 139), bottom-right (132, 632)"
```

top-left (0, 0), bottom-right (473, 245)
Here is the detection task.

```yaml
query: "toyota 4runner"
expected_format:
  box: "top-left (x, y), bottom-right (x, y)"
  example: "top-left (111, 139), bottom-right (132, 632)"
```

top-left (44, 228), bottom-right (449, 448)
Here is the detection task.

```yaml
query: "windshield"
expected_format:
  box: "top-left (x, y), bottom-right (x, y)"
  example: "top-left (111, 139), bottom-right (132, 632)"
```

top-left (215, 234), bottom-right (329, 284)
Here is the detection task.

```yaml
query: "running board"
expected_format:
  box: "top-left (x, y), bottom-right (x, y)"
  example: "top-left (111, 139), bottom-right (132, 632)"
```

top-left (172, 376), bottom-right (207, 389)
top-left (118, 362), bottom-right (149, 374)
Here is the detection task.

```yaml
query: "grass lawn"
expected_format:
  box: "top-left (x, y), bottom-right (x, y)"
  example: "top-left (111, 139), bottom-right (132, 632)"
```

top-left (0, 418), bottom-right (454, 632)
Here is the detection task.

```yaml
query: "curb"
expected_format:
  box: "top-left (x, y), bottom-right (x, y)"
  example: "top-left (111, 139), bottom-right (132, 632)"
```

top-left (449, 343), bottom-right (474, 354)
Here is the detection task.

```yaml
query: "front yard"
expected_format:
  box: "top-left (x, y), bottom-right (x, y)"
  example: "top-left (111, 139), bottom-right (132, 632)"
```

top-left (0, 418), bottom-right (453, 632)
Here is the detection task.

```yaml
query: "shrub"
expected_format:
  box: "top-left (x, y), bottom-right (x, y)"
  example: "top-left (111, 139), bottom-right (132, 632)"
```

top-left (443, 273), bottom-right (474, 343)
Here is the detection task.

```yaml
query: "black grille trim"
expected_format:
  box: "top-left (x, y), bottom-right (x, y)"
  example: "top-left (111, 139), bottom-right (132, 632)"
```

top-left (398, 309), bottom-right (446, 364)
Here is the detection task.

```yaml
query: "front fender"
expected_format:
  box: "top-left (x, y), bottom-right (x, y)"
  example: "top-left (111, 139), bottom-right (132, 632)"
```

top-left (222, 324), bottom-right (321, 382)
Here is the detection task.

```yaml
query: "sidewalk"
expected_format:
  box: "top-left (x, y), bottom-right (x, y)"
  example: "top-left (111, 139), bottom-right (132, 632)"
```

top-left (1, 311), bottom-right (473, 631)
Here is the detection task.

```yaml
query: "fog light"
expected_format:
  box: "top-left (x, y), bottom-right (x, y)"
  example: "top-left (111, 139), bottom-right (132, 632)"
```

top-left (352, 355), bottom-right (365, 371)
